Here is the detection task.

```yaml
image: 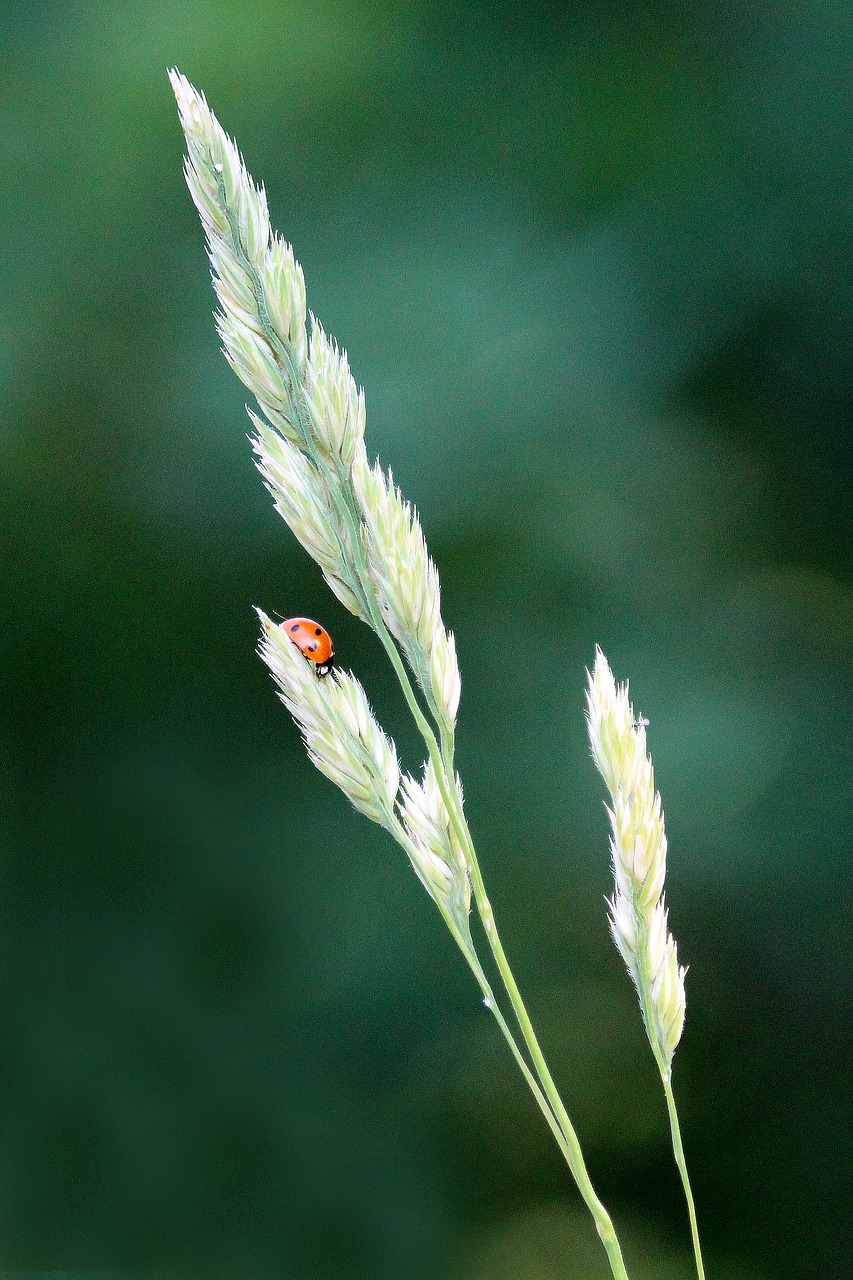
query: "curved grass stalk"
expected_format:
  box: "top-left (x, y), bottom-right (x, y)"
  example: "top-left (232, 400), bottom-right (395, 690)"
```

top-left (662, 1076), bottom-right (706, 1280)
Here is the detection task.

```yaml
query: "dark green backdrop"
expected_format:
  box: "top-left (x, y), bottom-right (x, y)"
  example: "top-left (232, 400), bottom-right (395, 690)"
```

top-left (1, 2), bottom-right (851, 1277)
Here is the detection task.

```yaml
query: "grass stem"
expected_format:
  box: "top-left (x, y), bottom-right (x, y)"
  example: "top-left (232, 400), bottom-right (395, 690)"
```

top-left (662, 1075), bottom-right (706, 1280)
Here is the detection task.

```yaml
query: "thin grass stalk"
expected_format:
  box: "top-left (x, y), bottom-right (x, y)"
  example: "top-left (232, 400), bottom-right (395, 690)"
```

top-left (663, 1077), bottom-right (706, 1280)
top-left (375, 618), bottom-right (630, 1277)
top-left (389, 813), bottom-right (603, 1188)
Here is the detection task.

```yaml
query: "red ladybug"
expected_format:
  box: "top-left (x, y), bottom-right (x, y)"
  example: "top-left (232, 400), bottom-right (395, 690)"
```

top-left (281, 617), bottom-right (335, 678)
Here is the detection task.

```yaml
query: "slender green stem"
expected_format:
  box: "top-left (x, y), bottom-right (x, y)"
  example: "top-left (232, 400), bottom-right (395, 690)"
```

top-left (462, 953), bottom-right (594, 1185)
top-left (362, 598), bottom-right (629, 1280)
top-left (458, 827), bottom-right (629, 1280)
top-left (633, 917), bottom-right (705, 1280)
top-left (662, 1075), bottom-right (706, 1280)
top-left (321, 495), bottom-right (627, 1272)
top-left (389, 815), bottom-right (587, 1180)
top-left (377, 670), bottom-right (630, 1277)
top-left (345, 542), bottom-right (630, 1278)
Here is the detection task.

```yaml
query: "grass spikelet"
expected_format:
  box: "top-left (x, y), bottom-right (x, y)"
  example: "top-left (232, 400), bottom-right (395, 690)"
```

top-left (306, 318), bottom-right (365, 465)
top-left (352, 447), bottom-right (460, 728)
top-left (400, 761), bottom-right (470, 926)
top-left (258, 611), bottom-right (399, 828)
top-left (249, 412), bottom-right (367, 620)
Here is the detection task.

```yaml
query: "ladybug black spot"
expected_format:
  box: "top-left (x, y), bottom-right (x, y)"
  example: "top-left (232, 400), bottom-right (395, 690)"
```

top-left (315, 627), bottom-right (322, 635)
top-left (290, 624), bottom-right (300, 633)
top-left (308, 643), bottom-right (317, 652)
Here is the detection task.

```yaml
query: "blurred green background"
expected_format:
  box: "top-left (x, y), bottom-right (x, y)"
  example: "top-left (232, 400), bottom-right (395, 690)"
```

top-left (1, 1), bottom-right (851, 1276)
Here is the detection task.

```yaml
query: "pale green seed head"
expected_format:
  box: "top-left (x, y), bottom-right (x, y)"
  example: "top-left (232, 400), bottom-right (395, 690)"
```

top-left (258, 611), bottom-right (399, 827)
top-left (250, 413), bottom-right (342, 571)
top-left (352, 448), bottom-right (449, 702)
top-left (400, 761), bottom-right (471, 922)
top-left (588, 647), bottom-right (687, 1066)
top-left (174, 69), bottom-right (466, 892)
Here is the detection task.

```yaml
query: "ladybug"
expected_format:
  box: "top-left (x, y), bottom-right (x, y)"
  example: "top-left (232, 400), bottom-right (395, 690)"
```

top-left (281, 617), bottom-right (335, 678)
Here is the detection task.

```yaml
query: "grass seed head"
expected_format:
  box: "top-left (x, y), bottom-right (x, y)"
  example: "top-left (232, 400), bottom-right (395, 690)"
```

top-left (306, 319), bottom-right (365, 465)
top-left (401, 761), bottom-right (471, 923)
top-left (258, 611), bottom-right (399, 827)
top-left (429, 627), bottom-right (462, 727)
top-left (352, 446), bottom-right (460, 726)
top-left (587, 647), bottom-right (687, 1070)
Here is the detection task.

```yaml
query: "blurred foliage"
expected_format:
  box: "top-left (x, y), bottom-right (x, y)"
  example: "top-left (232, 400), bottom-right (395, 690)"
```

top-left (1, 1), bottom-right (851, 1276)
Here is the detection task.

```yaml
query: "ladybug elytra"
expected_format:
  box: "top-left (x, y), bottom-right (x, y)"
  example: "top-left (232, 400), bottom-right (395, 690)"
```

top-left (281, 617), bottom-right (335, 678)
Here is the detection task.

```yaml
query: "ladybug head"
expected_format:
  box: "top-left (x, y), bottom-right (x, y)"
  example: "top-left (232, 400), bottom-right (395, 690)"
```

top-left (315, 656), bottom-right (335, 678)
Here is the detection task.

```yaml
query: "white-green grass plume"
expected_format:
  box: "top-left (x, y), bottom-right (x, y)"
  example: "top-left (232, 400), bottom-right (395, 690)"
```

top-left (587, 646), bottom-right (705, 1280)
top-left (586, 647), bottom-right (686, 1069)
